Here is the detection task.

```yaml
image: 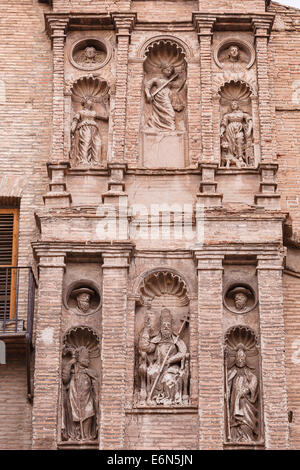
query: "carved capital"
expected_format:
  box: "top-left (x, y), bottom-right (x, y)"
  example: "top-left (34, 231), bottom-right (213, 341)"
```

top-left (111, 12), bottom-right (137, 42)
top-left (251, 15), bottom-right (274, 39)
top-left (45, 14), bottom-right (70, 42)
top-left (192, 13), bottom-right (216, 42)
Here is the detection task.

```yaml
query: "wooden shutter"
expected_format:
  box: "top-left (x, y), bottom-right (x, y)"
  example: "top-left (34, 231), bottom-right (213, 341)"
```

top-left (0, 209), bottom-right (19, 320)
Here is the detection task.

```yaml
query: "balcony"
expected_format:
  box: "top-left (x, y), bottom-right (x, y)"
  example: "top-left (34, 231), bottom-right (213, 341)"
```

top-left (0, 267), bottom-right (36, 401)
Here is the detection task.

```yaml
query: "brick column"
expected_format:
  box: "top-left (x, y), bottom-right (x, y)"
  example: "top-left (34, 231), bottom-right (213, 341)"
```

top-left (44, 15), bottom-right (71, 208)
top-left (252, 16), bottom-right (275, 163)
top-left (193, 14), bottom-right (216, 163)
top-left (99, 250), bottom-right (130, 449)
top-left (195, 253), bottom-right (224, 449)
top-left (111, 13), bottom-right (136, 163)
top-left (32, 252), bottom-right (66, 449)
top-left (257, 254), bottom-right (289, 449)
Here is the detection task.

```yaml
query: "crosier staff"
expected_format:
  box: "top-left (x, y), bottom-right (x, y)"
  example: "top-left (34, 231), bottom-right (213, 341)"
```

top-left (149, 314), bottom-right (189, 401)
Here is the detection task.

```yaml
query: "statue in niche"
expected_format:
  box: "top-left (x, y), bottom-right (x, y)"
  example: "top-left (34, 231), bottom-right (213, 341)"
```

top-left (220, 100), bottom-right (253, 168)
top-left (71, 287), bottom-right (95, 314)
top-left (62, 345), bottom-right (99, 441)
top-left (138, 307), bottom-right (189, 406)
top-left (226, 344), bottom-right (259, 442)
top-left (71, 98), bottom-right (108, 167)
top-left (144, 64), bottom-right (186, 131)
top-left (225, 326), bottom-right (261, 443)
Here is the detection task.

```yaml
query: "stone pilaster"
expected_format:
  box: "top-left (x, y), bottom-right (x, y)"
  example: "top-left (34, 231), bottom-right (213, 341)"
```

top-left (44, 15), bottom-right (71, 208)
top-left (99, 250), bottom-right (131, 449)
top-left (193, 14), bottom-right (216, 163)
top-left (197, 162), bottom-right (223, 207)
top-left (32, 251), bottom-right (66, 450)
top-left (252, 16), bottom-right (275, 163)
top-left (195, 253), bottom-right (224, 449)
top-left (111, 13), bottom-right (136, 163)
top-left (257, 254), bottom-right (289, 449)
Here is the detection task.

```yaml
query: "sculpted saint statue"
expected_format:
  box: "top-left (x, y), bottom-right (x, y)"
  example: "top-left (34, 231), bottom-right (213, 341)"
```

top-left (71, 98), bottom-right (108, 167)
top-left (62, 346), bottom-right (98, 441)
top-left (138, 308), bottom-right (189, 406)
top-left (144, 64), bottom-right (185, 131)
top-left (220, 100), bottom-right (253, 168)
top-left (227, 345), bottom-right (259, 442)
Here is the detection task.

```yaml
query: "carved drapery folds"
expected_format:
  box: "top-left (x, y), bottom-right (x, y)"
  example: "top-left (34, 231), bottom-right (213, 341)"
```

top-left (69, 76), bottom-right (110, 167)
top-left (143, 40), bottom-right (187, 132)
top-left (61, 326), bottom-right (100, 443)
top-left (141, 39), bottom-right (188, 168)
top-left (219, 81), bottom-right (255, 168)
top-left (135, 271), bottom-right (190, 406)
top-left (224, 326), bottom-right (262, 444)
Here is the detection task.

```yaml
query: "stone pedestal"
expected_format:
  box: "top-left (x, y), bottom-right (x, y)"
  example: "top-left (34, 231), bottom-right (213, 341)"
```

top-left (142, 131), bottom-right (186, 168)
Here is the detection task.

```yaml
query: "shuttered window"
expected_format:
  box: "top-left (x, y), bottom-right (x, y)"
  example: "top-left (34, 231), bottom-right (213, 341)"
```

top-left (0, 209), bottom-right (19, 320)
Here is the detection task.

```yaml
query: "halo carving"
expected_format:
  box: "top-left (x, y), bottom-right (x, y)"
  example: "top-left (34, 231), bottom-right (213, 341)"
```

top-left (225, 325), bottom-right (259, 354)
top-left (138, 35), bottom-right (191, 61)
top-left (218, 80), bottom-right (254, 102)
top-left (69, 38), bottom-right (112, 71)
top-left (139, 270), bottom-right (189, 307)
top-left (70, 76), bottom-right (110, 105)
top-left (214, 38), bottom-right (255, 70)
top-left (62, 325), bottom-right (100, 359)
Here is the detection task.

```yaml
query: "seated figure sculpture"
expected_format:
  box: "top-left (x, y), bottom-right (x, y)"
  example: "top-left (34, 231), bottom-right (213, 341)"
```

top-left (138, 308), bottom-right (189, 406)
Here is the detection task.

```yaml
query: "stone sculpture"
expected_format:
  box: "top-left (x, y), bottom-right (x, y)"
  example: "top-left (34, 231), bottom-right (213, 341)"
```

top-left (61, 327), bottom-right (100, 442)
top-left (144, 64), bottom-right (185, 131)
top-left (220, 100), bottom-right (253, 168)
top-left (71, 98), bottom-right (108, 167)
top-left (138, 308), bottom-right (189, 406)
top-left (225, 326), bottom-right (260, 443)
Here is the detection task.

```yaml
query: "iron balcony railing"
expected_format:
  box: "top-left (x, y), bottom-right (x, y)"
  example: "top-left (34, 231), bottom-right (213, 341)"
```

top-left (0, 266), bottom-right (35, 339)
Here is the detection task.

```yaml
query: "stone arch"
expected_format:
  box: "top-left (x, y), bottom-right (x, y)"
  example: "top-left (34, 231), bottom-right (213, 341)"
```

top-left (135, 267), bottom-right (191, 307)
top-left (138, 35), bottom-right (192, 62)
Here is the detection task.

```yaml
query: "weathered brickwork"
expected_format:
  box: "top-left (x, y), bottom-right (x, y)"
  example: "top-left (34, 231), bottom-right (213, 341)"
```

top-left (1, 0), bottom-right (300, 451)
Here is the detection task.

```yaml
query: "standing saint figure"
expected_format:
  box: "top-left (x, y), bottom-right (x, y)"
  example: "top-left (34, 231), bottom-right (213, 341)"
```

top-left (144, 64), bottom-right (185, 131)
top-left (138, 308), bottom-right (189, 405)
top-left (220, 100), bottom-right (253, 167)
top-left (71, 98), bottom-right (108, 167)
top-left (62, 346), bottom-right (98, 441)
top-left (227, 344), bottom-right (259, 442)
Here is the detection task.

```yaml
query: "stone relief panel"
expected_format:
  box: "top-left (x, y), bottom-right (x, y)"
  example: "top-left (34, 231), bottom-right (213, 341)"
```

top-left (69, 38), bottom-right (112, 72)
top-left (134, 271), bottom-right (190, 406)
top-left (68, 76), bottom-right (110, 167)
top-left (224, 284), bottom-right (257, 315)
top-left (140, 39), bottom-right (188, 168)
top-left (219, 81), bottom-right (256, 168)
top-left (224, 325), bottom-right (262, 444)
top-left (64, 280), bottom-right (101, 316)
top-left (214, 39), bottom-right (255, 73)
top-left (61, 326), bottom-right (100, 443)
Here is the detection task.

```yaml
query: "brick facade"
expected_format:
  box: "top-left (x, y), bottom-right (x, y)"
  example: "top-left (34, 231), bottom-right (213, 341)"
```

top-left (1, 0), bottom-right (300, 450)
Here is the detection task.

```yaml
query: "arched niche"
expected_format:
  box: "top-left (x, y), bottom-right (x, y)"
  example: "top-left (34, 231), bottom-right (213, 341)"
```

top-left (61, 326), bottom-right (101, 443)
top-left (66, 75), bottom-right (110, 168)
top-left (224, 325), bottom-right (263, 444)
top-left (217, 80), bottom-right (260, 168)
top-left (134, 269), bottom-right (190, 406)
top-left (140, 38), bottom-right (188, 168)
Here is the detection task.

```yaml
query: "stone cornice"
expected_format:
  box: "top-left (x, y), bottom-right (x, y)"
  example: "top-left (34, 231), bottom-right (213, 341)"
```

top-left (32, 241), bottom-right (135, 258)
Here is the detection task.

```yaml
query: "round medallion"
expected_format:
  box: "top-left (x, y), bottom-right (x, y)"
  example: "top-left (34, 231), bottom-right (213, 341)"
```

top-left (224, 284), bottom-right (257, 314)
top-left (64, 280), bottom-right (101, 316)
top-left (69, 38), bottom-right (112, 71)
